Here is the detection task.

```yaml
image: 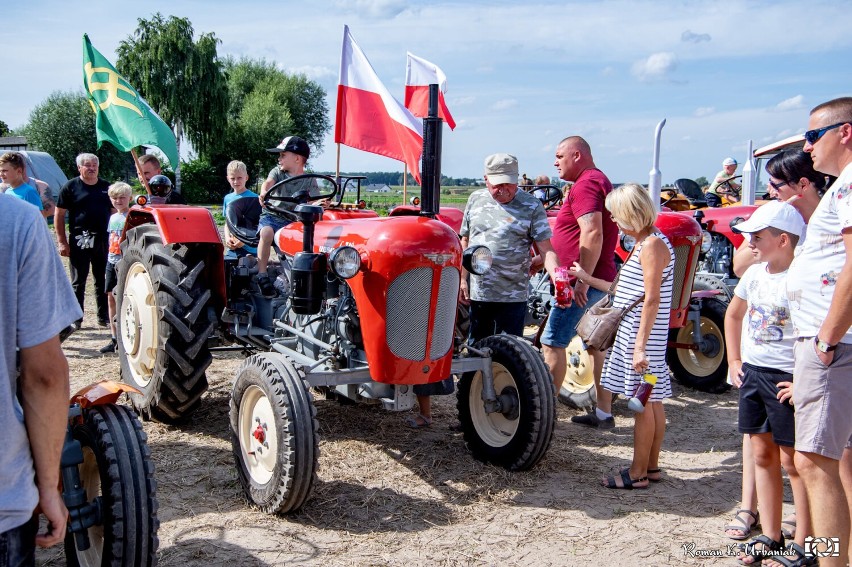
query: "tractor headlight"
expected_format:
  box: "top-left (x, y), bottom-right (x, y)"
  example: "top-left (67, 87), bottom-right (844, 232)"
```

top-left (701, 231), bottom-right (713, 253)
top-left (329, 246), bottom-right (361, 279)
top-left (463, 245), bottom-right (492, 275)
top-left (620, 233), bottom-right (637, 252)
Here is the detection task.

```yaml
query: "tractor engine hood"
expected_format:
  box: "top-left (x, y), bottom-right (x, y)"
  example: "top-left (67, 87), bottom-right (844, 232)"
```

top-left (276, 216), bottom-right (463, 386)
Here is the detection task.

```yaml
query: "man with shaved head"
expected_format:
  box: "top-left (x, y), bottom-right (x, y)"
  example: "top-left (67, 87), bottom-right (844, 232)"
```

top-left (541, 136), bottom-right (619, 428)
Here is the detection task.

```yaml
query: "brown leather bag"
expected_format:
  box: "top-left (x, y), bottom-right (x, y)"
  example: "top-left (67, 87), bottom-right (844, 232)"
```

top-left (574, 248), bottom-right (644, 351)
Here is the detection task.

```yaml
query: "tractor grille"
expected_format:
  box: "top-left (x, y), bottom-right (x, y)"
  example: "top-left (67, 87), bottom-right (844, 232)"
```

top-left (429, 267), bottom-right (460, 360)
top-left (387, 267), bottom-right (432, 360)
top-left (671, 243), bottom-right (699, 311)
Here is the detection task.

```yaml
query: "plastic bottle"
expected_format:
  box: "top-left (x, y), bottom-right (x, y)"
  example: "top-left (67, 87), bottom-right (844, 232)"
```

top-left (627, 373), bottom-right (658, 413)
top-left (554, 267), bottom-right (574, 307)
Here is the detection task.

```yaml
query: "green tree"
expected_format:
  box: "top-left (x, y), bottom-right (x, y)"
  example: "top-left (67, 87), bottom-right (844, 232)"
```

top-left (694, 176), bottom-right (709, 187)
top-left (0, 120), bottom-right (9, 137)
top-left (116, 13), bottom-right (228, 188)
top-left (21, 90), bottom-right (131, 180)
top-left (219, 57), bottom-right (330, 174)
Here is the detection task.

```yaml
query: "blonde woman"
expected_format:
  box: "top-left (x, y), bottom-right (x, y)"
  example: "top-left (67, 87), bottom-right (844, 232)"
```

top-left (570, 183), bottom-right (675, 489)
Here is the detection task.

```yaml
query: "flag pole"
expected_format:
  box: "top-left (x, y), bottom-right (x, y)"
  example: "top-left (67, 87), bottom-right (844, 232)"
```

top-left (403, 164), bottom-right (408, 203)
top-left (130, 148), bottom-right (152, 196)
top-left (335, 142), bottom-right (341, 180)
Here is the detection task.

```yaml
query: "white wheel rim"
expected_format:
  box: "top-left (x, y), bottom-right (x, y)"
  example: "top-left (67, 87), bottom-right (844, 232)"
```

top-left (469, 362), bottom-right (519, 448)
top-left (239, 385), bottom-right (279, 485)
top-left (120, 262), bottom-right (159, 387)
top-left (562, 335), bottom-right (595, 394)
top-left (675, 317), bottom-right (725, 377)
top-left (73, 446), bottom-right (105, 567)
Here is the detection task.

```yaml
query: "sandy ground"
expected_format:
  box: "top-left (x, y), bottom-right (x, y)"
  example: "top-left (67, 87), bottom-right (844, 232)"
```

top-left (35, 276), bottom-right (794, 567)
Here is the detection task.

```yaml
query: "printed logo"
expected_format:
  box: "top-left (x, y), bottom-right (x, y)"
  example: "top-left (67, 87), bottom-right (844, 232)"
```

top-left (804, 536), bottom-right (840, 558)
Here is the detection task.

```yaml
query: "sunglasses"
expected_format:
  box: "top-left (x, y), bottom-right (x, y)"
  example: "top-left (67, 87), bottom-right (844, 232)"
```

top-left (768, 179), bottom-right (789, 191)
top-left (804, 122), bottom-right (846, 145)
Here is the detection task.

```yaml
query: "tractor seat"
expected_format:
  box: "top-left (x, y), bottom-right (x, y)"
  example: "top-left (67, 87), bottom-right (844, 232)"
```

top-left (225, 195), bottom-right (262, 248)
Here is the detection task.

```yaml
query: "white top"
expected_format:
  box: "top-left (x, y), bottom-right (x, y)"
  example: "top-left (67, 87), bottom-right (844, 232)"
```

top-left (786, 162), bottom-right (852, 342)
top-left (734, 263), bottom-right (796, 373)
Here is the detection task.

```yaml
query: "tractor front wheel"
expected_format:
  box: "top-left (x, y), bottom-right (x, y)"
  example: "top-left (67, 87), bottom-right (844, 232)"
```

top-left (457, 334), bottom-right (555, 471)
top-left (231, 354), bottom-right (319, 514)
top-left (669, 298), bottom-right (729, 392)
top-left (115, 225), bottom-right (216, 422)
top-left (64, 405), bottom-right (158, 567)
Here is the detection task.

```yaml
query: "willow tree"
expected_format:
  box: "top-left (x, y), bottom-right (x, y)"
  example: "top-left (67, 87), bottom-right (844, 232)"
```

top-left (116, 13), bottom-right (227, 190)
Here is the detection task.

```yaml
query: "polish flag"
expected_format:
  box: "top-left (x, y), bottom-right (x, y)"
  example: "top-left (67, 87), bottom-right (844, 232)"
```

top-left (335, 26), bottom-right (423, 183)
top-left (404, 52), bottom-right (456, 130)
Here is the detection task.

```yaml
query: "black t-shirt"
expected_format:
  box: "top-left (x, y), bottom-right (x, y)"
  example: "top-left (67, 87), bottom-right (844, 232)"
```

top-left (57, 177), bottom-right (112, 235)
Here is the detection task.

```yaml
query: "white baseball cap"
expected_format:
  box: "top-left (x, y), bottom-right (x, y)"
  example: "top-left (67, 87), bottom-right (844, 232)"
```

top-left (733, 200), bottom-right (805, 238)
top-left (722, 157), bottom-right (738, 166)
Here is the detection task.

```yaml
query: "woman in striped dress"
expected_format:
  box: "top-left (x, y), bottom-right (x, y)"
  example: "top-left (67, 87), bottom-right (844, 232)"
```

top-left (570, 183), bottom-right (675, 489)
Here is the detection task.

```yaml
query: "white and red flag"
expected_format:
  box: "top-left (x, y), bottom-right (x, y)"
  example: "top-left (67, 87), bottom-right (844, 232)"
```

top-left (404, 52), bottom-right (456, 130)
top-left (335, 25), bottom-right (423, 183)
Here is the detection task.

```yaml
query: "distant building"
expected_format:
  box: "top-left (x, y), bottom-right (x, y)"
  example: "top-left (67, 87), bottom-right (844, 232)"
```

top-left (0, 136), bottom-right (28, 152)
top-left (365, 183), bottom-right (391, 193)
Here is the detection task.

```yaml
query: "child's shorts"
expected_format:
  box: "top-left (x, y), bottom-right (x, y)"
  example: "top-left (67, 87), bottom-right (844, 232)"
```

top-left (738, 362), bottom-right (795, 447)
top-left (105, 261), bottom-right (118, 293)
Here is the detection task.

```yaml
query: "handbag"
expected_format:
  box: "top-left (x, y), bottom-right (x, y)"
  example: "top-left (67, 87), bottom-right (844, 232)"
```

top-left (574, 249), bottom-right (645, 351)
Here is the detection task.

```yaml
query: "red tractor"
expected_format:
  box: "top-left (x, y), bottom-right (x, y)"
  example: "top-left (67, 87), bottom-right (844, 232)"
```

top-left (113, 97), bottom-right (555, 514)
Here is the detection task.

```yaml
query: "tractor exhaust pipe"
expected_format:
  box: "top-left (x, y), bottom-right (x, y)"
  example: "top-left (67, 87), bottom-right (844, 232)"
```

top-left (420, 84), bottom-right (443, 218)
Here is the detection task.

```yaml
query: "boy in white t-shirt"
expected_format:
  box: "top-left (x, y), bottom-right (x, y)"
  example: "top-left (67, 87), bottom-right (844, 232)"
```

top-left (724, 201), bottom-right (812, 564)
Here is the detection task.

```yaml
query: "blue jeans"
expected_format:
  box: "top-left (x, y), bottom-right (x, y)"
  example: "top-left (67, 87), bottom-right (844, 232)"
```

top-left (540, 287), bottom-right (608, 348)
top-left (0, 517), bottom-right (36, 567)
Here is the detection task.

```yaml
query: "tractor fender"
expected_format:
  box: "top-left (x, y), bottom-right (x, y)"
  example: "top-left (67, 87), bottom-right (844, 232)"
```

top-left (71, 380), bottom-right (141, 409)
top-left (124, 205), bottom-right (223, 246)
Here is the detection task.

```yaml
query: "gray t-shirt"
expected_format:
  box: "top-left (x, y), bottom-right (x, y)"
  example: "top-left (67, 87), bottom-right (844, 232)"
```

top-left (263, 167), bottom-right (320, 219)
top-left (460, 188), bottom-right (552, 302)
top-left (0, 195), bottom-right (81, 532)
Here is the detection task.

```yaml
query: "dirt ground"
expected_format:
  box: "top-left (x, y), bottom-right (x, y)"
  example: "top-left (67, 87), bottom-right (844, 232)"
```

top-left (36, 277), bottom-right (793, 567)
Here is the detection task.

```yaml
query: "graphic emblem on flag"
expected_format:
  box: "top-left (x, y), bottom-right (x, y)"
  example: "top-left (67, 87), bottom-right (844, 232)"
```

top-left (82, 34), bottom-right (179, 168)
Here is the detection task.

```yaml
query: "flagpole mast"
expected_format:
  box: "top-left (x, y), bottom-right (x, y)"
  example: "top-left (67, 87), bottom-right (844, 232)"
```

top-left (131, 148), bottom-right (152, 196)
top-left (335, 143), bottom-right (341, 181)
top-left (403, 164), bottom-right (407, 202)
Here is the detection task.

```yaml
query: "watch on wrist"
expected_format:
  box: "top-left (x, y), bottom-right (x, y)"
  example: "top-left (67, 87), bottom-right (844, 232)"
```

top-left (815, 337), bottom-right (837, 353)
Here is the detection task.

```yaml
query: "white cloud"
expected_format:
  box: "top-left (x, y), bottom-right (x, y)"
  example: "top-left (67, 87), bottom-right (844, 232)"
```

top-left (450, 95), bottom-right (476, 106)
top-left (681, 30), bottom-right (711, 43)
top-left (286, 65), bottom-right (336, 81)
top-left (774, 95), bottom-right (805, 112)
top-left (631, 52), bottom-right (678, 82)
top-left (491, 99), bottom-right (518, 111)
top-left (600, 66), bottom-right (616, 77)
top-left (694, 106), bottom-right (715, 117)
top-left (333, 0), bottom-right (410, 18)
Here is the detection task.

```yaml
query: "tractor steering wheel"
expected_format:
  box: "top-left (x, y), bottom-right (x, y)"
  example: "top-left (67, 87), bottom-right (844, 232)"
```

top-left (660, 188), bottom-right (678, 206)
top-left (263, 174), bottom-right (338, 219)
top-left (534, 185), bottom-right (563, 210)
top-left (717, 175), bottom-right (742, 200)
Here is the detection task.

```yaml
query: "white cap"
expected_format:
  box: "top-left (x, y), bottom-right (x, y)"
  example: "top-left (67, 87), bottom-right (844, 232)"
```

top-left (722, 157), bottom-right (737, 166)
top-left (733, 200), bottom-right (805, 238)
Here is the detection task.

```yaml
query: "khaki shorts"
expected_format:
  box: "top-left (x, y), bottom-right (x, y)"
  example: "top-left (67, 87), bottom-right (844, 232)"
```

top-left (793, 339), bottom-right (852, 460)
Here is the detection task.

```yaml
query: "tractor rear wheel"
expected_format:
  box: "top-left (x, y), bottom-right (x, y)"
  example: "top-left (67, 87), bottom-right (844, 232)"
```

top-left (231, 354), bottom-right (319, 514)
top-left (558, 335), bottom-right (596, 410)
top-left (457, 334), bottom-right (555, 471)
top-left (64, 404), bottom-right (158, 567)
top-left (115, 225), bottom-right (216, 422)
top-left (669, 298), bottom-right (729, 392)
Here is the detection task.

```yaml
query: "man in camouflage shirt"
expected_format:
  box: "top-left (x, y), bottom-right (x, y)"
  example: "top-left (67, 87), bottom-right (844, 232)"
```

top-left (460, 153), bottom-right (559, 342)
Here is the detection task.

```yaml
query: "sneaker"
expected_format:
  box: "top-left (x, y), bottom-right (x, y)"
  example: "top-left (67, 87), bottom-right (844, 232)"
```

top-left (99, 338), bottom-right (117, 354)
top-left (571, 412), bottom-right (615, 429)
top-left (256, 274), bottom-right (276, 298)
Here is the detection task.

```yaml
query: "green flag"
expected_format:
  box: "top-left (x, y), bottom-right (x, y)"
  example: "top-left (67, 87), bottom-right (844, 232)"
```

top-left (82, 34), bottom-right (180, 168)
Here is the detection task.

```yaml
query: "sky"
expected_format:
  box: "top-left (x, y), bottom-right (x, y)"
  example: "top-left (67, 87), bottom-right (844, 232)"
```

top-left (2, 0), bottom-right (851, 184)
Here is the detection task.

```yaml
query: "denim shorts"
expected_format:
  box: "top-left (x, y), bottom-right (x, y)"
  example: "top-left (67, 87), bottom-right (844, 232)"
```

top-left (540, 287), bottom-right (608, 348)
top-left (257, 214), bottom-right (290, 234)
top-left (0, 517), bottom-right (37, 567)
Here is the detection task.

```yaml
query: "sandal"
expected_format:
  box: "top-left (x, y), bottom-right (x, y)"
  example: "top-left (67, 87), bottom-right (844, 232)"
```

top-left (602, 469), bottom-right (649, 490)
top-left (780, 517), bottom-right (796, 540)
top-left (763, 542), bottom-right (817, 567)
top-left (738, 534), bottom-right (784, 565)
top-left (647, 468), bottom-right (662, 482)
top-left (404, 413), bottom-right (432, 429)
top-left (726, 509), bottom-right (760, 541)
